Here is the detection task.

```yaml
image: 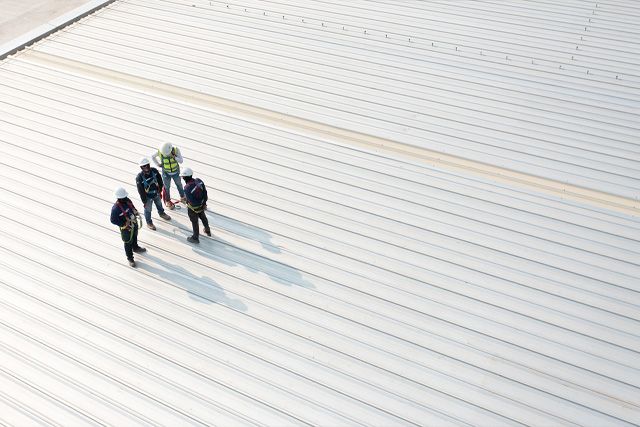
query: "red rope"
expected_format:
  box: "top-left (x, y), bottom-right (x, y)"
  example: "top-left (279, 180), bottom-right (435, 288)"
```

top-left (161, 187), bottom-right (182, 209)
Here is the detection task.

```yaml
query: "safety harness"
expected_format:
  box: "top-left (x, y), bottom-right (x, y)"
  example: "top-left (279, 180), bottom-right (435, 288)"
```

top-left (116, 200), bottom-right (142, 243)
top-left (141, 170), bottom-right (159, 196)
top-left (186, 179), bottom-right (206, 213)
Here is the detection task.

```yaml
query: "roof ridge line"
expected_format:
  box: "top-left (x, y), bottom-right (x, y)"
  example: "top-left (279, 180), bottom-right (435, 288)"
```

top-left (20, 49), bottom-right (639, 217)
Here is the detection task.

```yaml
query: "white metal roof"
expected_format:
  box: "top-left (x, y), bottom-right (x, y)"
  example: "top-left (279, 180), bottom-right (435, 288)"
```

top-left (0, 1), bottom-right (639, 426)
top-left (23, 0), bottom-right (640, 200)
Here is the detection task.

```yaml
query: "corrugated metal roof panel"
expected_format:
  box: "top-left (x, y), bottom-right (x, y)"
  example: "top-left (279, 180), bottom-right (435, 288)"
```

top-left (28, 0), bottom-right (640, 198)
top-left (0, 0), bottom-right (639, 425)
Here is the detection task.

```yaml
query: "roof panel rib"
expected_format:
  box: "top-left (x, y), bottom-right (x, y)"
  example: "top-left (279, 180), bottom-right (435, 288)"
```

top-left (0, 0), bottom-right (639, 426)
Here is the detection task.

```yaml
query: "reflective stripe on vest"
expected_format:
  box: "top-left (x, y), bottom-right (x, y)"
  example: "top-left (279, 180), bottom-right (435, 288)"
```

top-left (159, 148), bottom-right (179, 173)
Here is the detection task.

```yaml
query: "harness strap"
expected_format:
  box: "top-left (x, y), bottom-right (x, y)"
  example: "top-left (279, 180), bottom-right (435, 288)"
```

top-left (117, 200), bottom-right (137, 230)
top-left (187, 202), bottom-right (205, 213)
top-left (142, 171), bottom-right (159, 194)
top-left (186, 179), bottom-right (205, 212)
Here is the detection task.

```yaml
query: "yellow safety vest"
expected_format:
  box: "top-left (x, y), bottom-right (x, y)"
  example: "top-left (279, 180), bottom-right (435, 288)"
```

top-left (159, 148), bottom-right (179, 173)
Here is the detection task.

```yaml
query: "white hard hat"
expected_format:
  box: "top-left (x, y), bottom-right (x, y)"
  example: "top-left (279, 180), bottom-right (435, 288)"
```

top-left (159, 142), bottom-right (173, 156)
top-left (179, 167), bottom-right (193, 177)
top-left (114, 187), bottom-right (128, 199)
top-left (138, 157), bottom-right (150, 167)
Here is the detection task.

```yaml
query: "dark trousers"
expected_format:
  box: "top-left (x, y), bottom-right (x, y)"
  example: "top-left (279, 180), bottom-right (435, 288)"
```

top-left (188, 208), bottom-right (209, 239)
top-left (121, 223), bottom-right (139, 260)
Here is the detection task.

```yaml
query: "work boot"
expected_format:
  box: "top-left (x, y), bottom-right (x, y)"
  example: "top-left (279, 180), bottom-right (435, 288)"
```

top-left (204, 228), bottom-right (211, 237)
top-left (133, 246), bottom-right (147, 253)
top-left (187, 236), bottom-right (200, 244)
top-left (128, 259), bottom-right (136, 267)
top-left (166, 201), bottom-right (174, 210)
top-left (147, 222), bottom-right (156, 230)
top-left (159, 212), bottom-right (171, 220)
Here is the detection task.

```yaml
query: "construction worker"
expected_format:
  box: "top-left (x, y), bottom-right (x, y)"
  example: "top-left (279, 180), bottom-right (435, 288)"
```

top-left (180, 167), bottom-right (211, 244)
top-left (136, 157), bottom-right (171, 230)
top-left (151, 142), bottom-right (185, 210)
top-left (110, 187), bottom-right (146, 267)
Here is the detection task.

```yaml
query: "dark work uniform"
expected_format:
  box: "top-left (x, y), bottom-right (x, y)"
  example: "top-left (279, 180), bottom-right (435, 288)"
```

top-left (136, 167), bottom-right (166, 225)
top-left (183, 177), bottom-right (210, 241)
top-left (110, 198), bottom-right (144, 261)
top-left (136, 167), bottom-right (164, 203)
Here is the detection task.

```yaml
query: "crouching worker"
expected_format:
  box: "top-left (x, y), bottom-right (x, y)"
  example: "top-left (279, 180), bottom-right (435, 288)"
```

top-left (111, 187), bottom-right (146, 267)
top-left (180, 167), bottom-right (211, 244)
top-left (136, 157), bottom-right (171, 230)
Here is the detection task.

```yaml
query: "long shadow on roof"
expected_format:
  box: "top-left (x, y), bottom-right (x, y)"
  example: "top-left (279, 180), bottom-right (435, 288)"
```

top-left (191, 215), bottom-right (316, 290)
top-left (137, 252), bottom-right (248, 311)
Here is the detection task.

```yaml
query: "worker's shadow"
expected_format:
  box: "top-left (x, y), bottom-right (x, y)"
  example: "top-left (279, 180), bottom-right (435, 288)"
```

top-left (211, 214), bottom-right (281, 254)
top-left (195, 214), bottom-right (315, 289)
top-left (137, 252), bottom-right (247, 311)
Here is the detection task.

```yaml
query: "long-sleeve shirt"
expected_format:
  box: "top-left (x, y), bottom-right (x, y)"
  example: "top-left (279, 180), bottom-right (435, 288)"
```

top-left (183, 178), bottom-right (208, 211)
top-left (136, 168), bottom-right (164, 202)
top-left (110, 198), bottom-right (138, 229)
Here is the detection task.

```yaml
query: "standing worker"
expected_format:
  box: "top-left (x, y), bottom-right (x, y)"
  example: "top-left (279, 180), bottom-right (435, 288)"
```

top-left (152, 142), bottom-right (186, 210)
top-left (136, 157), bottom-right (171, 230)
top-left (180, 167), bottom-right (211, 244)
top-left (111, 187), bottom-right (146, 267)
